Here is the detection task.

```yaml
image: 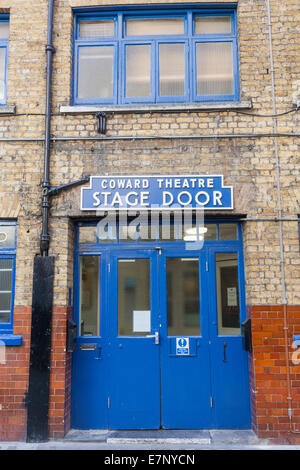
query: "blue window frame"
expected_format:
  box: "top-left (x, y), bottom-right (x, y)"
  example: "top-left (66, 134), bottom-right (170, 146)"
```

top-left (0, 15), bottom-right (9, 105)
top-left (73, 5), bottom-right (239, 105)
top-left (0, 221), bottom-right (17, 334)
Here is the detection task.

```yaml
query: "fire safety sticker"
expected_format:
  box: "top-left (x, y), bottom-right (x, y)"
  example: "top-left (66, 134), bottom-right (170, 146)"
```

top-left (176, 337), bottom-right (190, 356)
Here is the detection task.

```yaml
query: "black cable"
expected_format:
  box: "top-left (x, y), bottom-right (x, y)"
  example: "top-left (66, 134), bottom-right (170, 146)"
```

top-left (4, 106), bottom-right (300, 119)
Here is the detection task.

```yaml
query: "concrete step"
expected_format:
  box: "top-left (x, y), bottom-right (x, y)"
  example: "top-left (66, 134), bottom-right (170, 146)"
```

top-left (106, 430), bottom-right (211, 445)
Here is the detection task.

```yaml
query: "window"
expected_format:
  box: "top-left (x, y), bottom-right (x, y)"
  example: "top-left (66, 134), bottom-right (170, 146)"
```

top-left (73, 6), bottom-right (239, 105)
top-left (0, 222), bottom-right (16, 334)
top-left (0, 16), bottom-right (9, 105)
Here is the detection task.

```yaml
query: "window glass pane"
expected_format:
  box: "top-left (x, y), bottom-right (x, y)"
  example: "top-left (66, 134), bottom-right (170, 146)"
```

top-left (126, 45), bottom-right (151, 97)
top-left (196, 42), bottom-right (233, 95)
top-left (78, 46), bottom-right (114, 99)
top-left (79, 256), bottom-right (100, 336)
top-left (195, 16), bottom-right (231, 34)
top-left (118, 259), bottom-right (150, 336)
top-left (79, 226), bottom-right (96, 244)
top-left (0, 226), bottom-right (15, 248)
top-left (79, 20), bottom-right (114, 38)
top-left (0, 48), bottom-right (5, 101)
top-left (216, 253), bottom-right (240, 335)
top-left (167, 258), bottom-right (200, 336)
top-left (183, 223), bottom-right (217, 241)
top-left (159, 43), bottom-right (185, 96)
top-left (0, 22), bottom-right (9, 39)
top-left (126, 17), bottom-right (184, 36)
top-left (204, 224), bottom-right (217, 240)
top-left (219, 224), bottom-right (237, 240)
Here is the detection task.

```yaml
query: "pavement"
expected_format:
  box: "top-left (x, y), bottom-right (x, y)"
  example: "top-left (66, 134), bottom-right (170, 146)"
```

top-left (0, 429), bottom-right (299, 450)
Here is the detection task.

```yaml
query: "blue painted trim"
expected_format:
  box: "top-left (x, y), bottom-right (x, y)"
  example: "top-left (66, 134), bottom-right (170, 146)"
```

top-left (0, 221), bottom-right (17, 333)
top-left (294, 335), bottom-right (300, 343)
top-left (73, 6), bottom-right (239, 106)
top-left (0, 334), bottom-right (22, 346)
top-left (0, 16), bottom-right (9, 105)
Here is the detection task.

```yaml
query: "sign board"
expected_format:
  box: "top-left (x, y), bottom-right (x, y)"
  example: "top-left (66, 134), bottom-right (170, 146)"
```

top-left (81, 175), bottom-right (233, 211)
top-left (133, 310), bottom-right (151, 333)
top-left (176, 337), bottom-right (190, 356)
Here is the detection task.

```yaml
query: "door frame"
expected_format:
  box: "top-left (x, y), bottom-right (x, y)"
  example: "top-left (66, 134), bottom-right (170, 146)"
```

top-left (71, 218), bottom-right (251, 429)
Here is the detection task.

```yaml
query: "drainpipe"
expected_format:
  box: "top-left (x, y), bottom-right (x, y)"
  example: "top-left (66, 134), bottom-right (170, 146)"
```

top-left (26, 0), bottom-right (55, 442)
top-left (40, 0), bottom-right (55, 257)
top-left (266, 0), bottom-right (297, 434)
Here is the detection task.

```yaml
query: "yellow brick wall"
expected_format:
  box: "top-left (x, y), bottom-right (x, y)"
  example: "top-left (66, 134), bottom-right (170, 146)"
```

top-left (0, 0), bottom-right (298, 310)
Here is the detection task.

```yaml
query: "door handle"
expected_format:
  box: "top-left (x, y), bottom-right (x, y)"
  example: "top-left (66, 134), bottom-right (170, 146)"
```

top-left (146, 331), bottom-right (160, 345)
top-left (95, 345), bottom-right (102, 360)
top-left (223, 342), bottom-right (227, 363)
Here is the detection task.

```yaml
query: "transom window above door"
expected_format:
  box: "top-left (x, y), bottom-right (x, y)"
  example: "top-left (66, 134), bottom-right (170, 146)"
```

top-left (73, 6), bottom-right (239, 105)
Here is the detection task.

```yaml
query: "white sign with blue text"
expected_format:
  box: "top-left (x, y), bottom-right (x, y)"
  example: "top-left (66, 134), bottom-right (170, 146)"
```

top-left (81, 175), bottom-right (233, 211)
top-left (176, 337), bottom-right (190, 356)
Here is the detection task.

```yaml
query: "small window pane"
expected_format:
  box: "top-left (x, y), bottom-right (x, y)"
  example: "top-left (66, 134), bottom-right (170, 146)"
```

top-left (183, 223), bottom-right (217, 241)
top-left (78, 46), bottom-right (114, 99)
top-left (119, 223), bottom-right (138, 242)
top-left (126, 45), bottom-right (151, 97)
top-left (219, 224), bottom-right (237, 240)
top-left (118, 259), bottom-right (150, 336)
top-left (195, 16), bottom-right (231, 34)
top-left (79, 256), bottom-right (100, 336)
top-left (126, 17), bottom-right (184, 36)
top-left (159, 43), bottom-right (185, 96)
top-left (0, 22), bottom-right (9, 39)
top-left (79, 20), bottom-right (114, 38)
top-left (216, 253), bottom-right (240, 335)
top-left (196, 42), bottom-right (233, 95)
top-left (0, 292), bottom-right (11, 312)
top-left (79, 226), bottom-right (96, 244)
top-left (0, 48), bottom-right (5, 101)
top-left (167, 258), bottom-right (200, 336)
top-left (0, 226), bottom-right (15, 248)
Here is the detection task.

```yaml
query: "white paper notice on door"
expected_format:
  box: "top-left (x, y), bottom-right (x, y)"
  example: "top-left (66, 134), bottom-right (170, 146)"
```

top-left (133, 310), bottom-right (151, 333)
top-left (227, 287), bottom-right (237, 306)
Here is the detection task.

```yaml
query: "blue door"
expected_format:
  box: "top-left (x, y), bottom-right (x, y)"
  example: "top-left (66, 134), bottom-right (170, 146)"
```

top-left (71, 222), bottom-right (251, 430)
top-left (71, 254), bottom-right (109, 429)
top-left (159, 249), bottom-right (212, 428)
top-left (108, 250), bottom-right (160, 429)
top-left (208, 247), bottom-right (251, 428)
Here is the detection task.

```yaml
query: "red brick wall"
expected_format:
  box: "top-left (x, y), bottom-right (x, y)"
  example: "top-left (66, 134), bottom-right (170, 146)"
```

top-left (0, 307), bottom-right (30, 441)
top-left (250, 305), bottom-right (300, 444)
top-left (0, 305), bottom-right (71, 441)
top-left (49, 306), bottom-right (72, 439)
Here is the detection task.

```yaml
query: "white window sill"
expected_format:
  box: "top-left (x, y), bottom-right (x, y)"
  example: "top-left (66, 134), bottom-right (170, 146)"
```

top-left (0, 105), bottom-right (16, 115)
top-left (60, 101), bottom-right (252, 115)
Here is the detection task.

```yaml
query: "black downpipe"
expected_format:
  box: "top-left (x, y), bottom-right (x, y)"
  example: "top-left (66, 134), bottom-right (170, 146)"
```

top-left (26, 0), bottom-right (55, 442)
top-left (41, 0), bottom-right (55, 257)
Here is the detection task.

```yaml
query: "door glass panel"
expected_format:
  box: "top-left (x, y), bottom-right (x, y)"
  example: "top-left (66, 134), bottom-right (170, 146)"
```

top-left (126, 17), bottom-right (184, 36)
top-left (79, 256), bottom-right (100, 336)
top-left (219, 224), bottom-right (237, 240)
top-left (196, 42), bottom-right (233, 95)
top-left (167, 258), bottom-right (200, 336)
top-left (126, 45), bottom-right (151, 97)
top-left (159, 43), bottom-right (185, 96)
top-left (215, 253), bottom-right (240, 335)
top-left (194, 16), bottom-right (231, 34)
top-left (118, 259), bottom-right (150, 336)
top-left (79, 20), bottom-right (114, 38)
top-left (78, 46), bottom-right (114, 99)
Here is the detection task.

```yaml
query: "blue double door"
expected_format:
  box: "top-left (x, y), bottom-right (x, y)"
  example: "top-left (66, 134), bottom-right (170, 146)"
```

top-left (72, 246), bottom-right (251, 430)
